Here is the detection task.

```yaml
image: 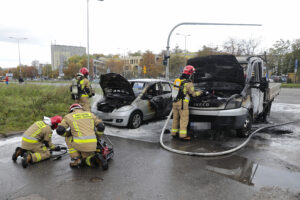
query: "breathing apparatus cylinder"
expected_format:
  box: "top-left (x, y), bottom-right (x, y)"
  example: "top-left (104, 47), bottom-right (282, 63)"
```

top-left (172, 78), bottom-right (182, 101)
top-left (71, 79), bottom-right (79, 100)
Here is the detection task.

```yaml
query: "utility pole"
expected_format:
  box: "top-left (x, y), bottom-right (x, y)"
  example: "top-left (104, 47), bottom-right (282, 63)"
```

top-left (9, 37), bottom-right (27, 77)
top-left (176, 33), bottom-right (190, 65)
top-left (86, 0), bottom-right (104, 78)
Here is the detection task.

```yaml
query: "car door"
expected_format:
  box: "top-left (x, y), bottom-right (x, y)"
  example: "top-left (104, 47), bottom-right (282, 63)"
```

top-left (137, 82), bottom-right (161, 120)
top-left (160, 82), bottom-right (173, 116)
top-left (251, 62), bottom-right (264, 116)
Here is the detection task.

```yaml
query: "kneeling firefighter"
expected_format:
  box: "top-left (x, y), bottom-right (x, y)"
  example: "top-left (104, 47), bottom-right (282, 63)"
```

top-left (56, 104), bottom-right (105, 168)
top-left (172, 65), bottom-right (203, 140)
top-left (12, 116), bottom-right (63, 168)
top-left (70, 67), bottom-right (95, 111)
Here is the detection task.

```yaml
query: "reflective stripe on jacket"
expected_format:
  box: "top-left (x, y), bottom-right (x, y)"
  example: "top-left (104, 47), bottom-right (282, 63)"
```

top-left (21, 121), bottom-right (54, 150)
top-left (58, 109), bottom-right (102, 152)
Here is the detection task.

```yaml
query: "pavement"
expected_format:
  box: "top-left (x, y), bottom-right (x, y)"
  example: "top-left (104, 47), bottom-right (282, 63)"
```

top-left (0, 88), bottom-right (300, 200)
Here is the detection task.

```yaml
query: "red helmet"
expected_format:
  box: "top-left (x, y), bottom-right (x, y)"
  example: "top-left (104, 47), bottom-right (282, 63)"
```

top-left (80, 67), bottom-right (89, 76)
top-left (69, 104), bottom-right (82, 112)
top-left (183, 65), bottom-right (196, 75)
top-left (50, 115), bottom-right (62, 129)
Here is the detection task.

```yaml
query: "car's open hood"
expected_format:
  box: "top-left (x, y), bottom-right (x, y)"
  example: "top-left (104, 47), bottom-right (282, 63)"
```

top-left (187, 55), bottom-right (245, 85)
top-left (100, 73), bottom-right (135, 97)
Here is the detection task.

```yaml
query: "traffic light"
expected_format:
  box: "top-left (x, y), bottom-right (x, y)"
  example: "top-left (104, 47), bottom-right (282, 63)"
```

top-left (163, 55), bottom-right (170, 66)
top-left (143, 66), bottom-right (146, 74)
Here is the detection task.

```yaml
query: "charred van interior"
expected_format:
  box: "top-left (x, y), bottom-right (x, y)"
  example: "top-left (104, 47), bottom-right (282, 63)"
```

top-left (97, 73), bottom-right (136, 113)
top-left (187, 55), bottom-right (245, 108)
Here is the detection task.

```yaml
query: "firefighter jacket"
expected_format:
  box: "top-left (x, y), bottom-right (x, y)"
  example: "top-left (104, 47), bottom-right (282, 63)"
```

top-left (174, 80), bottom-right (202, 105)
top-left (21, 121), bottom-right (56, 150)
top-left (79, 77), bottom-right (94, 98)
top-left (58, 109), bottom-right (102, 152)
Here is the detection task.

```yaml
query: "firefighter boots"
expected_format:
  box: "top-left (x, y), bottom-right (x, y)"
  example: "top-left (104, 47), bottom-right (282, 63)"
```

top-left (22, 153), bottom-right (32, 168)
top-left (70, 158), bottom-right (82, 168)
top-left (12, 147), bottom-right (25, 162)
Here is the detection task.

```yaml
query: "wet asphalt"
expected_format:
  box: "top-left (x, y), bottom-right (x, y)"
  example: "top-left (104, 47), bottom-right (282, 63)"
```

top-left (1, 88), bottom-right (300, 200)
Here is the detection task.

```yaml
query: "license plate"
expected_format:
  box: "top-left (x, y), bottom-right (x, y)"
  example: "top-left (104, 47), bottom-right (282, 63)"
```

top-left (190, 122), bottom-right (211, 130)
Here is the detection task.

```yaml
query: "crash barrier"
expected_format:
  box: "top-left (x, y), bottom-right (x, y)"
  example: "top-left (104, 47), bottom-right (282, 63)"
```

top-left (160, 110), bottom-right (300, 157)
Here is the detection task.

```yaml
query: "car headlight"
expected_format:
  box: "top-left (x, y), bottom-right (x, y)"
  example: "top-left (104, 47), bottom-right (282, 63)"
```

top-left (225, 98), bottom-right (242, 109)
top-left (115, 105), bottom-right (134, 112)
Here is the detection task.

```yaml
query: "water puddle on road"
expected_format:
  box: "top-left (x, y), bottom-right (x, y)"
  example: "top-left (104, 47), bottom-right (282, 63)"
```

top-left (204, 155), bottom-right (300, 190)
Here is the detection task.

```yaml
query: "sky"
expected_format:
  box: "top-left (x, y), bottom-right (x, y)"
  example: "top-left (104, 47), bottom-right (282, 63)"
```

top-left (0, 0), bottom-right (299, 68)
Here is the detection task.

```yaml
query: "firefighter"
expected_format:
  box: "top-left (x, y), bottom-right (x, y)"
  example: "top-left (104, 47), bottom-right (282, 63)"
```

top-left (12, 116), bottom-right (63, 168)
top-left (56, 104), bottom-right (105, 168)
top-left (172, 65), bottom-right (203, 141)
top-left (73, 67), bottom-right (95, 111)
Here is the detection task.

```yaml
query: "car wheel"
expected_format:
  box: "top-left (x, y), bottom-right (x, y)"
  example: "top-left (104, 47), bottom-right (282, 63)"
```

top-left (128, 111), bottom-right (142, 129)
top-left (237, 112), bottom-right (253, 138)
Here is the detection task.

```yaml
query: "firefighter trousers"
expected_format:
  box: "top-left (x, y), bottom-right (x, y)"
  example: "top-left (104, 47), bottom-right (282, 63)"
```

top-left (23, 145), bottom-right (51, 163)
top-left (171, 100), bottom-right (189, 138)
top-left (75, 96), bottom-right (90, 112)
top-left (65, 136), bottom-right (95, 167)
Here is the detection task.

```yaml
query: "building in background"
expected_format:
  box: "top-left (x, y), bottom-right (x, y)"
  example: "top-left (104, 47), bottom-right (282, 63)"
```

top-left (51, 44), bottom-right (86, 76)
top-left (121, 56), bottom-right (143, 78)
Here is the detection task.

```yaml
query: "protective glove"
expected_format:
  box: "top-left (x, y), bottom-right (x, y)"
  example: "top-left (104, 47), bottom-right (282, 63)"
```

top-left (53, 146), bottom-right (61, 151)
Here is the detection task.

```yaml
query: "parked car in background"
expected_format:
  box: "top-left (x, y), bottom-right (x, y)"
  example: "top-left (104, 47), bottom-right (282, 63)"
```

top-left (95, 73), bottom-right (173, 128)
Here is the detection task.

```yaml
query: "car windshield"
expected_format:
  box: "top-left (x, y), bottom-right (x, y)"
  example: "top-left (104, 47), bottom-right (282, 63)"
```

top-left (131, 82), bottom-right (146, 96)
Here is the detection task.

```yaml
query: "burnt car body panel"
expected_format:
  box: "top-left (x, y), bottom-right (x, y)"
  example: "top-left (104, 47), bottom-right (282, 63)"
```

top-left (187, 55), bottom-right (280, 133)
top-left (95, 74), bottom-right (172, 128)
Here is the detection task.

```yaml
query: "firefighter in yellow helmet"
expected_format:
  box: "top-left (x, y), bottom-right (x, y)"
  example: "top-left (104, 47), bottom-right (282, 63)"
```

top-left (72, 67), bottom-right (95, 111)
top-left (172, 65), bottom-right (203, 141)
top-left (12, 116), bottom-right (63, 168)
top-left (56, 104), bottom-right (106, 168)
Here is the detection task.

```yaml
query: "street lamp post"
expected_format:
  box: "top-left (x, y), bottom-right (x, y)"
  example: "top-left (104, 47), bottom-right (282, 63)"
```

top-left (118, 48), bottom-right (128, 77)
top-left (9, 37), bottom-right (27, 76)
top-left (176, 33), bottom-right (190, 65)
top-left (86, 0), bottom-right (103, 78)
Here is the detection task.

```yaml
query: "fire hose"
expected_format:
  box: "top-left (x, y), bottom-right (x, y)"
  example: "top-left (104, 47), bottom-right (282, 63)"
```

top-left (160, 110), bottom-right (300, 157)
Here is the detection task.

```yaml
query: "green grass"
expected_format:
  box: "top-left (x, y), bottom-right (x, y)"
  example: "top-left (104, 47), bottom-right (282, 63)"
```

top-left (26, 80), bottom-right (72, 84)
top-left (281, 83), bottom-right (300, 88)
top-left (0, 83), bottom-right (73, 135)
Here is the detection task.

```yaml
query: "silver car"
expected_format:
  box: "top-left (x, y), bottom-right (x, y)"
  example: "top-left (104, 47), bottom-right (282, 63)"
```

top-left (95, 73), bottom-right (173, 128)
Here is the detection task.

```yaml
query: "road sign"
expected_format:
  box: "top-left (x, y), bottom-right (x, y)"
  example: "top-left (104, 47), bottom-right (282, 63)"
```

top-left (295, 59), bottom-right (298, 73)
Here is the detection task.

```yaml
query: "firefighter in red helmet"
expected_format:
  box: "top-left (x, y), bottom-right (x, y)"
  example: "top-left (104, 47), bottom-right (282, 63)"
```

top-left (56, 104), bottom-right (105, 168)
top-left (171, 65), bottom-right (203, 140)
top-left (12, 115), bottom-right (63, 168)
top-left (71, 67), bottom-right (95, 111)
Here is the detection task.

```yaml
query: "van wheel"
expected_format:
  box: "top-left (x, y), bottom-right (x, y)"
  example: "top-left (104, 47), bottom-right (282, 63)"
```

top-left (237, 112), bottom-right (252, 138)
top-left (128, 111), bottom-right (142, 129)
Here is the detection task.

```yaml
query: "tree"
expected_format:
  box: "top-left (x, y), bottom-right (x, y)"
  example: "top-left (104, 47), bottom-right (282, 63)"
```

top-left (196, 45), bottom-right (222, 57)
top-left (105, 57), bottom-right (123, 74)
top-left (140, 50), bottom-right (160, 78)
top-left (267, 39), bottom-right (291, 75)
top-left (222, 37), bottom-right (261, 56)
top-left (42, 64), bottom-right (53, 78)
top-left (129, 51), bottom-right (142, 57)
top-left (169, 53), bottom-right (185, 78)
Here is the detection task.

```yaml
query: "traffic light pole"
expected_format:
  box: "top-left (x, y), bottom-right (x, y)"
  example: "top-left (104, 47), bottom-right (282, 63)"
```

top-left (165, 22), bottom-right (262, 81)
